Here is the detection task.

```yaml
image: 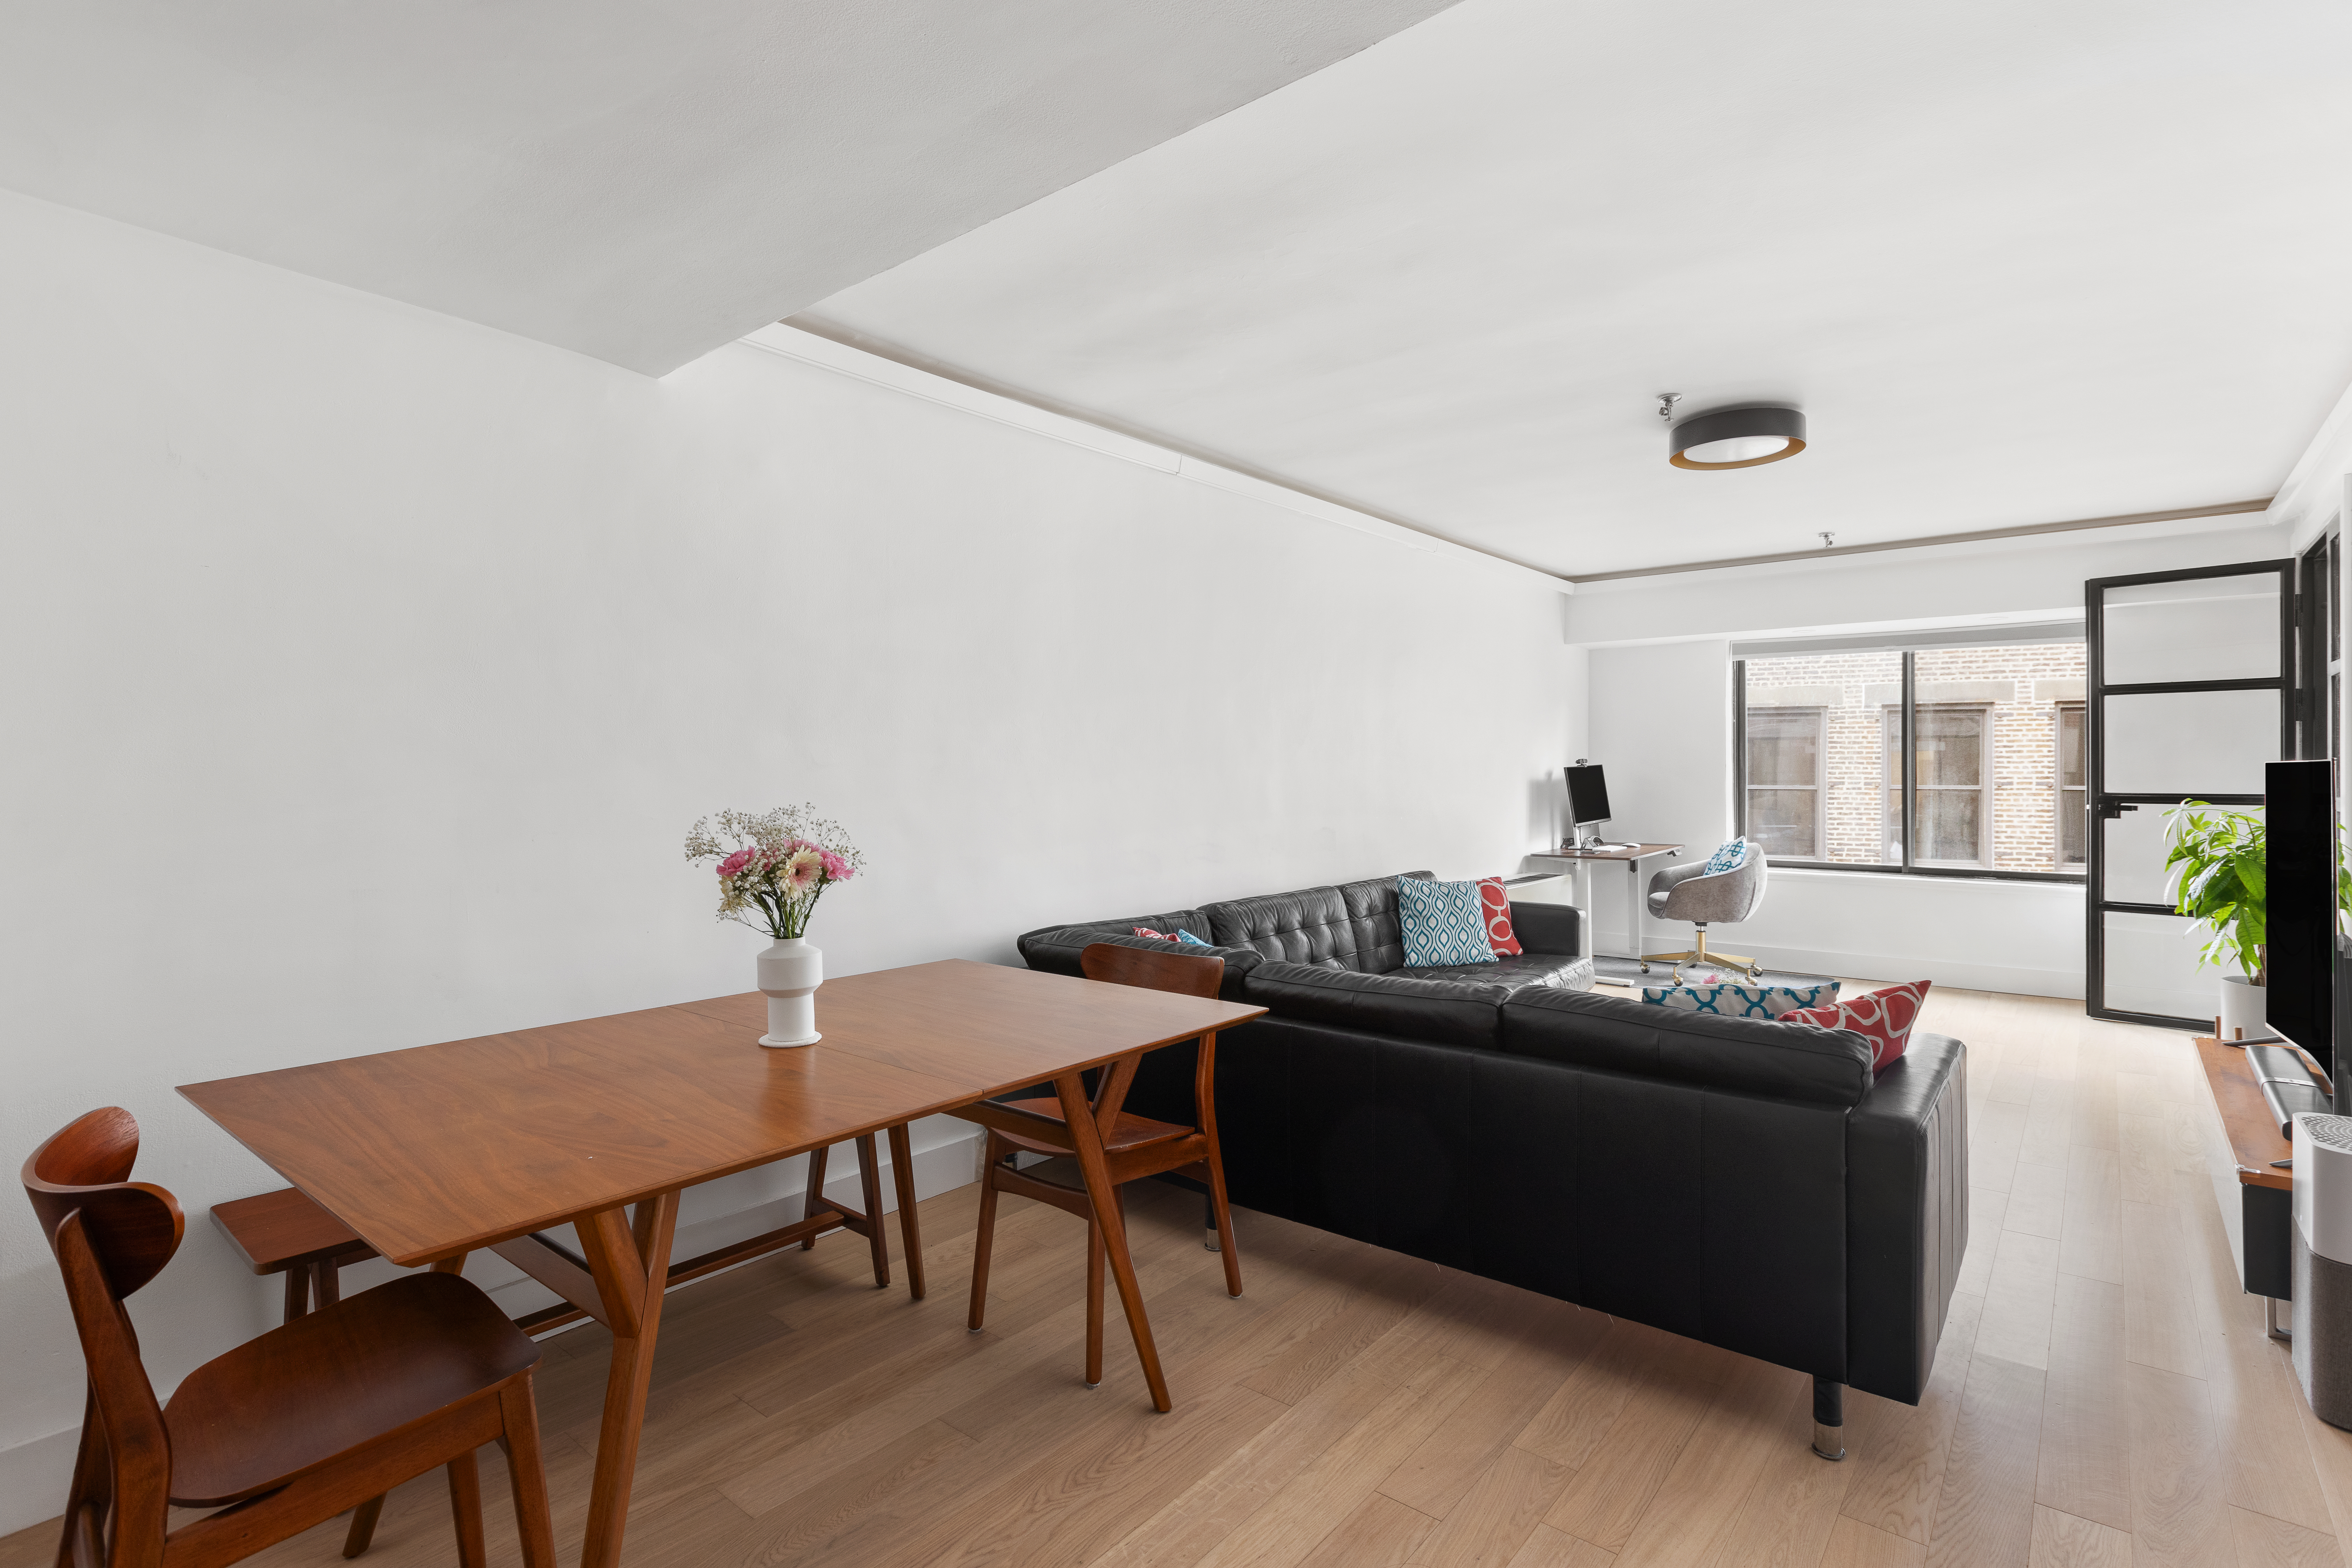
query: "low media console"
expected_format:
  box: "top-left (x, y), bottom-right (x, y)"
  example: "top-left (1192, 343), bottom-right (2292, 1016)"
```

top-left (2194, 1036), bottom-right (2329, 1317)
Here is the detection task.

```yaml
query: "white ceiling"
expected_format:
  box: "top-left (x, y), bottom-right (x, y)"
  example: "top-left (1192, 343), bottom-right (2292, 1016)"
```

top-left (0, 0), bottom-right (1457, 374)
top-left (800, 0), bottom-right (2352, 577)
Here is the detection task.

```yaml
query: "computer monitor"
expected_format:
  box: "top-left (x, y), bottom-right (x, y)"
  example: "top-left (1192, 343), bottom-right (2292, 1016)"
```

top-left (1565, 764), bottom-right (1611, 830)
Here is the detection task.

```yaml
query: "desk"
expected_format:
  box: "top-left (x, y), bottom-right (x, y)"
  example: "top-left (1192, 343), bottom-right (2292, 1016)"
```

top-left (1524, 843), bottom-right (1682, 962)
top-left (180, 959), bottom-right (1262, 1568)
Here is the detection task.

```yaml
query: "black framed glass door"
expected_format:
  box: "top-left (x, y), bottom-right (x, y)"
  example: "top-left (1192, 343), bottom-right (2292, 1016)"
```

top-left (2086, 559), bottom-right (2295, 1027)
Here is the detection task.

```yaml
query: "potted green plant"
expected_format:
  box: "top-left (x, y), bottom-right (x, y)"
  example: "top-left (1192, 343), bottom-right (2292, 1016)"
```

top-left (2163, 802), bottom-right (2267, 1036)
top-left (2164, 800), bottom-right (2352, 1036)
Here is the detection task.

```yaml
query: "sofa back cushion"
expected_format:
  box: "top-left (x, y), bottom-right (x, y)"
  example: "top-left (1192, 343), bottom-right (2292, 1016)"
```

top-left (1015, 910), bottom-right (1261, 1000)
top-left (1502, 987), bottom-right (1872, 1107)
top-left (1241, 961), bottom-right (1509, 1049)
top-left (1205, 872), bottom-right (1432, 973)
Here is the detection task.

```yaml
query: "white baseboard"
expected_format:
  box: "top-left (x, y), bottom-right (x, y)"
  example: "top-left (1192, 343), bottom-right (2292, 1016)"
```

top-left (0, 1429), bottom-right (80, 1542)
top-left (1590, 932), bottom-right (2084, 1000)
top-left (0, 1124), bottom-right (984, 1535)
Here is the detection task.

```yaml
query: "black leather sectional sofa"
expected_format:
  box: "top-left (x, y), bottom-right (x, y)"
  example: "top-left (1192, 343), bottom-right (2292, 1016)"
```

top-left (1017, 870), bottom-right (1967, 1416)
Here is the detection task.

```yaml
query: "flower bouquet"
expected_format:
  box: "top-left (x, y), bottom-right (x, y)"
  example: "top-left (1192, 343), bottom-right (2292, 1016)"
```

top-left (686, 807), bottom-right (864, 1046)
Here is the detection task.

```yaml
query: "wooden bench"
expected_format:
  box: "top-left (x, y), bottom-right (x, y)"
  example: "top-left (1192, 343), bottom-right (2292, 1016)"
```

top-left (211, 1124), bottom-right (929, 1335)
top-left (210, 1186), bottom-right (380, 1323)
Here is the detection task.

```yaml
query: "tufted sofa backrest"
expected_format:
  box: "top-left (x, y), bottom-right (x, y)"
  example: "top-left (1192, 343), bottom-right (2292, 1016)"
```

top-left (1203, 872), bottom-right (1432, 973)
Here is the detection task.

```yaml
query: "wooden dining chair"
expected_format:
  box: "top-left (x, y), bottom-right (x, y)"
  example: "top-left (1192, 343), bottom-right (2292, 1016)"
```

top-left (25, 1107), bottom-right (559, 1568)
top-left (966, 943), bottom-right (1242, 1386)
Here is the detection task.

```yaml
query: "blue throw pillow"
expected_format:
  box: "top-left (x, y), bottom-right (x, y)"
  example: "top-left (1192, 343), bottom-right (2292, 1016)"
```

top-left (1396, 877), bottom-right (1498, 967)
top-left (1703, 838), bottom-right (1750, 875)
top-left (1175, 929), bottom-right (1213, 949)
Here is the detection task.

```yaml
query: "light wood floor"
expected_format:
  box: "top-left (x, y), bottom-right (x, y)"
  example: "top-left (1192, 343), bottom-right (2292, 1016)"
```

top-left (13, 984), bottom-right (2352, 1568)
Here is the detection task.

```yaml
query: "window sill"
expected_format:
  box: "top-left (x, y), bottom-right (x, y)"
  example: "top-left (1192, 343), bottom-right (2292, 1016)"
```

top-left (1770, 864), bottom-right (2088, 890)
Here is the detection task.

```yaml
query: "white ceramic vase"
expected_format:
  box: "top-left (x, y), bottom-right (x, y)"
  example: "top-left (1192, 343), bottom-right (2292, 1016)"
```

top-left (758, 936), bottom-right (823, 1047)
top-left (2219, 972), bottom-right (2267, 1041)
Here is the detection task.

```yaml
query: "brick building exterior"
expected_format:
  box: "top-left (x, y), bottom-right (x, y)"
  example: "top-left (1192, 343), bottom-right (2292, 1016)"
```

top-left (1744, 642), bottom-right (2087, 873)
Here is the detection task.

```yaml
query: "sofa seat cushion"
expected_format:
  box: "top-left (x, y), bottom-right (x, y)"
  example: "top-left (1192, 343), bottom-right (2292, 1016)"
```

top-left (1410, 952), bottom-right (1594, 991)
top-left (1502, 987), bottom-right (1872, 1107)
top-left (1205, 872), bottom-right (1432, 973)
top-left (1242, 960), bottom-right (1508, 1049)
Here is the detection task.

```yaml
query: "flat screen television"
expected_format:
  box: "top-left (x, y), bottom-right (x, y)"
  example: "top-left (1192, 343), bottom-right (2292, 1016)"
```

top-left (2266, 758), bottom-right (2339, 1092)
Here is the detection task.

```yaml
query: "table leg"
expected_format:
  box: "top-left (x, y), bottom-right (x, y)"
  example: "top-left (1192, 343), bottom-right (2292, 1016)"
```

top-left (1053, 1066), bottom-right (1171, 1412)
top-left (574, 1189), bottom-right (680, 1568)
top-left (887, 1122), bottom-right (926, 1300)
top-left (855, 1132), bottom-right (892, 1287)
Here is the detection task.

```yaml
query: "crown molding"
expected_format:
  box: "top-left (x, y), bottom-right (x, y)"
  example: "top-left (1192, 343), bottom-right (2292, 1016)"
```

top-left (737, 320), bottom-right (1573, 595)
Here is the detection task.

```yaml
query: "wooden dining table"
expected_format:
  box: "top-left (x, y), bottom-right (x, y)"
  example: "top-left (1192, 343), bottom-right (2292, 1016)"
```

top-left (178, 958), bottom-right (1263, 1568)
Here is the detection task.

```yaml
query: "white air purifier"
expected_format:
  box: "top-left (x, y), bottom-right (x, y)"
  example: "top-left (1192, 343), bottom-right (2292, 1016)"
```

top-left (2293, 1112), bottom-right (2352, 1427)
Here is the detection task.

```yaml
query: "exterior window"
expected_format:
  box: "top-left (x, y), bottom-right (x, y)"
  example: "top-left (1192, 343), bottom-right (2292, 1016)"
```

top-left (1738, 650), bottom-right (1903, 867)
top-left (1737, 640), bottom-right (2086, 881)
top-left (1884, 706), bottom-right (1993, 867)
top-left (2056, 703), bottom-right (2085, 867)
top-left (1745, 706), bottom-right (1823, 858)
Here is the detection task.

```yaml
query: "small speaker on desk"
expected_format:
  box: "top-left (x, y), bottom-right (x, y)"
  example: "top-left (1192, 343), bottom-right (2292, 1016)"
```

top-left (2293, 1112), bottom-right (2352, 1426)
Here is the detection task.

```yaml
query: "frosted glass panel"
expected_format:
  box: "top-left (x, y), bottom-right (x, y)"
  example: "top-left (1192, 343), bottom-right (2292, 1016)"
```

top-left (2103, 573), bottom-right (2281, 685)
top-left (2102, 803), bottom-right (2262, 907)
top-left (2103, 688), bottom-right (2280, 796)
top-left (2104, 910), bottom-right (2219, 1021)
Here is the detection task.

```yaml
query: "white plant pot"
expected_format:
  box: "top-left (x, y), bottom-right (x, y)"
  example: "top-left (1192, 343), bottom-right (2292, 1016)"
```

top-left (2219, 972), bottom-right (2267, 1041)
top-left (757, 937), bottom-right (823, 1047)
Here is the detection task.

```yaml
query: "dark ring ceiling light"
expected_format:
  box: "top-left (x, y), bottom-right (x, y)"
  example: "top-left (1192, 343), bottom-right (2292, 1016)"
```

top-left (1669, 405), bottom-right (1807, 470)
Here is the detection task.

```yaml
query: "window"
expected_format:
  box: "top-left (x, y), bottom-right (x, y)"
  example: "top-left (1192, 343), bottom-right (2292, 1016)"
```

top-left (1736, 639), bottom-right (2087, 881)
top-left (1745, 706), bottom-right (1824, 857)
top-left (1882, 705), bottom-right (1993, 867)
top-left (1738, 650), bottom-right (1902, 867)
top-left (2055, 703), bottom-right (2085, 866)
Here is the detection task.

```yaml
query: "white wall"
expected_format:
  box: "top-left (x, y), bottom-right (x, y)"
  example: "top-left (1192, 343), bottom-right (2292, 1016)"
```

top-left (0, 189), bottom-right (1580, 1531)
top-left (1571, 521), bottom-right (2306, 999)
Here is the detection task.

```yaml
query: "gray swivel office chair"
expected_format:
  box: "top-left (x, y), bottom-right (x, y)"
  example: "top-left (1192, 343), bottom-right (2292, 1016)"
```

top-left (1638, 843), bottom-right (1769, 983)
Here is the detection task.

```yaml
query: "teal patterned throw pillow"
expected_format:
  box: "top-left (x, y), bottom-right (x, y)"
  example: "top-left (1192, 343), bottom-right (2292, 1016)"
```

top-left (1397, 877), bottom-right (1499, 968)
top-left (1641, 980), bottom-right (1839, 1018)
top-left (1702, 838), bottom-right (1751, 875)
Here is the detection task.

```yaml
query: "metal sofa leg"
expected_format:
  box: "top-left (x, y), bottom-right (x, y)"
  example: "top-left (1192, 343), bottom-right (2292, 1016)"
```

top-left (1812, 1377), bottom-right (1845, 1461)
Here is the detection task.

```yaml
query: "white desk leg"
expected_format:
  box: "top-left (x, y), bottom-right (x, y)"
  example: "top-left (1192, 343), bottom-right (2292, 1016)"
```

top-left (1626, 859), bottom-right (1643, 964)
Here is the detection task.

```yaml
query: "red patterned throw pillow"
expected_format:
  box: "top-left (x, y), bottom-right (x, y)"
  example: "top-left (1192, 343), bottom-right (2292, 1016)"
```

top-left (1475, 877), bottom-right (1523, 956)
top-left (1133, 927), bottom-right (1177, 941)
top-left (1782, 981), bottom-right (1931, 1071)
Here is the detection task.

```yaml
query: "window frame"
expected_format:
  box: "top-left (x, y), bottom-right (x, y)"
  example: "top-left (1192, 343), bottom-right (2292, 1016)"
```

top-left (1732, 645), bottom-right (2089, 885)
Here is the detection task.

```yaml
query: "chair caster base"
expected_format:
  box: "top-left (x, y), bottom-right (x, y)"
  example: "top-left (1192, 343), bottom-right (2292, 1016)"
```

top-left (1811, 1422), bottom-right (1845, 1461)
top-left (1084, 1380), bottom-right (1100, 1390)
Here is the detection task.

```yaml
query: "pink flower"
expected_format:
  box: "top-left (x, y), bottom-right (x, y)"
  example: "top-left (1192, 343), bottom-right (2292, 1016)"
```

top-left (782, 847), bottom-right (825, 892)
top-left (715, 848), bottom-right (754, 880)
top-left (820, 850), bottom-right (854, 882)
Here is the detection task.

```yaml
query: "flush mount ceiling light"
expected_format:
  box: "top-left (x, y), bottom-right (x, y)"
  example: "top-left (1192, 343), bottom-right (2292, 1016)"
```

top-left (1661, 400), bottom-right (1807, 470)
